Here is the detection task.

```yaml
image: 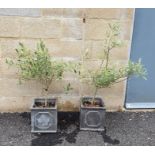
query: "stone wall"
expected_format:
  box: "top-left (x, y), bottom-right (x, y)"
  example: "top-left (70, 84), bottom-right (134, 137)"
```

top-left (0, 8), bottom-right (134, 112)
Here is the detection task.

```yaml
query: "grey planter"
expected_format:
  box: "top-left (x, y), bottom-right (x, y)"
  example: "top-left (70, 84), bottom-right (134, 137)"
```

top-left (80, 97), bottom-right (106, 131)
top-left (31, 98), bottom-right (57, 133)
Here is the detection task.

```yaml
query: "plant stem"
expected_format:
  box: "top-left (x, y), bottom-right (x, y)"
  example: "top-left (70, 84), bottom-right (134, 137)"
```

top-left (99, 59), bottom-right (104, 70)
top-left (44, 90), bottom-right (48, 107)
top-left (42, 83), bottom-right (50, 107)
top-left (105, 30), bottom-right (113, 70)
top-left (105, 50), bottom-right (110, 69)
top-left (92, 87), bottom-right (98, 105)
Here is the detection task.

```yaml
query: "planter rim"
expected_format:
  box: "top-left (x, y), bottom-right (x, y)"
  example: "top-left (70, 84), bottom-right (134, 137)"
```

top-left (31, 130), bottom-right (57, 133)
top-left (31, 97), bottom-right (57, 110)
top-left (80, 96), bottom-right (105, 109)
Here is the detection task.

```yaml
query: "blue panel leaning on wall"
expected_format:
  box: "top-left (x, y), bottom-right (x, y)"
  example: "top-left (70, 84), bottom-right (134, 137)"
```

top-left (125, 8), bottom-right (155, 109)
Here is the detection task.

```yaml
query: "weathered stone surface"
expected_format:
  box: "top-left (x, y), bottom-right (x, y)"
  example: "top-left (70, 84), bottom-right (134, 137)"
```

top-left (0, 16), bottom-right (21, 37)
top-left (63, 8), bottom-right (84, 18)
top-left (127, 9), bottom-right (134, 19)
top-left (0, 58), bottom-right (18, 78)
top-left (0, 96), bottom-right (34, 112)
top-left (62, 18), bottom-right (83, 39)
top-left (82, 60), bottom-right (104, 70)
top-left (63, 71), bottom-right (79, 80)
top-left (120, 20), bottom-right (133, 40)
top-left (0, 38), bottom-right (39, 58)
top-left (0, 39), bottom-right (20, 58)
top-left (85, 19), bottom-right (133, 40)
top-left (0, 38), bottom-right (60, 58)
top-left (84, 40), bottom-right (129, 60)
top-left (85, 8), bottom-right (122, 19)
top-left (0, 78), bottom-right (42, 97)
top-left (120, 8), bottom-right (134, 20)
top-left (104, 94), bottom-right (125, 112)
top-left (85, 19), bottom-right (108, 40)
top-left (0, 38), bottom-right (82, 59)
top-left (0, 8), bottom-right (41, 17)
top-left (20, 18), bottom-right (61, 39)
top-left (57, 95), bottom-right (80, 111)
top-left (48, 79), bottom-right (80, 95)
top-left (43, 39), bottom-right (61, 55)
top-left (85, 8), bottom-right (134, 21)
top-left (42, 8), bottom-right (63, 17)
top-left (45, 39), bottom-right (82, 58)
top-left (98, 82), bottom-right (125, 97)
top-left (110, 45), bottom-right (129, 61)
top-left (84, 40), bottom-right (105, 59)
top-left (60, 40), bottom-right (82, 57)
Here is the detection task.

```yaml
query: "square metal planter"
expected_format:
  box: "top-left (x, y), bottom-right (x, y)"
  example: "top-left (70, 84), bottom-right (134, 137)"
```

top-left (31, 98), bottom-right (57, 133)
top-left (80, 97), bottom-right (106, 131)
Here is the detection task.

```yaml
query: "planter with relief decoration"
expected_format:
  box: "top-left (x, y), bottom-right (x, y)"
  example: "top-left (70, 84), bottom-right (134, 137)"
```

top-left (80, 96), bottom-right (106, 131)
top-left (31, 98), bottom-right (57, 133)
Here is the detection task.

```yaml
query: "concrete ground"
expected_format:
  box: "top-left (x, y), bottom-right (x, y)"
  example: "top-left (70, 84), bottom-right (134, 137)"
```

top-left (0, 112), bottom-right (155, 146)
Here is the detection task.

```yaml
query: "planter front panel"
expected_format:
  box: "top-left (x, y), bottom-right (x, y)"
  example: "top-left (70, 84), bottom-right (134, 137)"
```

top-left (80, 107), bottom-right (105, 131)
top-left (31, 108), bottom-right (57, 133)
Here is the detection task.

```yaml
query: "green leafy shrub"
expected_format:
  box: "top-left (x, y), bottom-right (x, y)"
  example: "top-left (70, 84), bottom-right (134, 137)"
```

top-left (70, 22), bottom-right (147, 104)
top-left (93, 59), bottom-right (146, 89)
top-left (6, 40), bottom-right (67, 93)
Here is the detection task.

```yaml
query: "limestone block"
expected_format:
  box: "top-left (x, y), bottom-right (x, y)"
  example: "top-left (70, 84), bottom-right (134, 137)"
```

top-left (0, 96), bottom-right (35, 112)
top-left (120, 20), bottom-right (133, 40)
top-left (0, 58), bottom-right (18, 78)
top-left (62, 18), bottom-right (83, 39)
top-left (85, 8), bottom-right (134, 20)
top-left (20, 18), bottom-right (61, 39)
top-left (42, 8), bottom-right (63, 17)
top-left (0, 16), bottom-right (20, 37)
top-left (0, 38), bottom-right (39, 58)
top-left (45, 39), bottom-right (82, 58)
top-left (84, 40), bottom-right (129, 60)
top-left (103, 94), bottom-right (125, 112)
top-left (0, 78), bottom-right (42, 97)
top-left (85, 19), bottom-right (108, 40)
top-left (85, 9), bottom-right (122, 19)
top-left (0, 8), bottom-right (41, 17)
top-left (63, 8), bottom-right (84, 18)
top-left (48, 79), bottom-right (80, 95)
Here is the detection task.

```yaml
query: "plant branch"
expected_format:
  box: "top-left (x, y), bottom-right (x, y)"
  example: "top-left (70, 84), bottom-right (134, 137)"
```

top-left (111, 77), bottom-right (128, 86)
top-left (105, 31), bottom-right (113, 69)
